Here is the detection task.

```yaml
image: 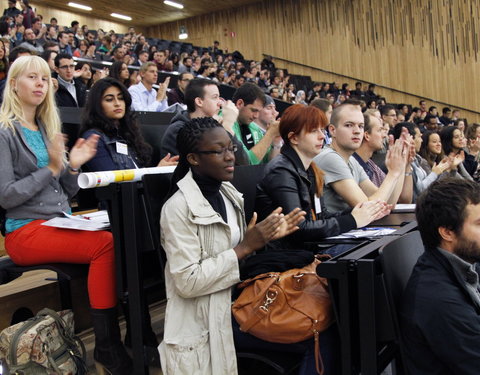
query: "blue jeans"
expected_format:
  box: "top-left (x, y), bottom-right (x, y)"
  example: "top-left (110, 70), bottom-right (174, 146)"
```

top-left (232, 317), bottom-right (340, 374)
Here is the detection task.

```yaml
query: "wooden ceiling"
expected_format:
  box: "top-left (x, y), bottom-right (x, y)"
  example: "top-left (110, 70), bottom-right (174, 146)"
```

top-left (34, 0), bottom-right (262, 27)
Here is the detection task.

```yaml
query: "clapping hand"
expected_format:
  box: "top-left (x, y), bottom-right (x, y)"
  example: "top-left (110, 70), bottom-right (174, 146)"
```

top-left (157, 153), bottom-right (179, 167)
top-left (68, 134), bottom-right (100, 171)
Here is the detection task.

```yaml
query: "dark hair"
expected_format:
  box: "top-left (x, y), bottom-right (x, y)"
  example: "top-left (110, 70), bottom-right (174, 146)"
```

top-left (0, 21), bottom-right (9, 36)
top-left (465, 122), bottom-right (479, 140)
top-left (108, 61), bottom-right (129, 86)
top-left (9, 46), bottom-right (32, 62)
top-left (419, 131), bottom-right (444, 168)
top-left (232, 82), bottom-right (266, 106)
top-left (58, 31), bottom-right (68, 40)
top-left (81, 77), bottom-right (151, 166)
top-left (168, 117), bottom-right (224, 198)
top-left (184, 78), bottom-right (218, 113)
top-left (40, 49), bottom-right (56, 64)
top-left (309, 98), bottom-right (331, 113)
top-left (416, 178), bottom-right (480, 249)
top-left (71, 20), bottom-right (79, 27)
top-left (428, 106), bottom-right (437, 112)
top-left (50, 17), bottom-right (57, 23)
top-left (279, 104), bottom-right (325, 195)
top-left (442, 107), bottom-right (451, 114)
top-left (440, 125), bottom-right (463, 155)
top-left (32, 17), bottom-right (40, 24)
top-left (393, 121), bottom-right (417, 140)
top-left (379, 104), bottom-right (395, 116)
top-left (54, 52), bottom-right (72, 67)
top-left (75, 61), bottom-right (93, 88)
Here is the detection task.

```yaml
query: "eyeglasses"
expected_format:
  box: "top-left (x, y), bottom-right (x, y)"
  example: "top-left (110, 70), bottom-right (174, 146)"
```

top-left (195, 144), bottom-right (238, 156)
top-left (59, 64), bottom-right (75, 70)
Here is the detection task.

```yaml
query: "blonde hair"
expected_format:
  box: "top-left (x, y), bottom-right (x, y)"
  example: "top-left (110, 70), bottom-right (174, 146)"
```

top-left (0, 55), bottom-right (61, 142)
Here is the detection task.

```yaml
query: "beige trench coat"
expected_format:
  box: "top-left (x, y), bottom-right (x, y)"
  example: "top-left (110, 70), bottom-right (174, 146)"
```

top-left (158, 171), bottom-right (246, 375)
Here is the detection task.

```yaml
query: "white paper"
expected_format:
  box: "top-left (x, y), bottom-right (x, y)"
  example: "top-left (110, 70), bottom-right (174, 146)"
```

top-left (78, 166), bottom-right (176, 189)
top-left (41, 217), bottom-right (109, 231)
top-left (326, 227), bottom-right (397, 240)
top-left (392, 204), bottom-right (416, 213)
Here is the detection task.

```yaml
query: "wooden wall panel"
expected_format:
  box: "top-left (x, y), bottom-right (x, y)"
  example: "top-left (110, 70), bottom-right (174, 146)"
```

top-left (146, 0), bottom-right (480, 122)
top-left (30, 3), bottom-right (129, 33)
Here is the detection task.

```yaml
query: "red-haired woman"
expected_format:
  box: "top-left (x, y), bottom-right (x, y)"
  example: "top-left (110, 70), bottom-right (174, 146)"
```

top-left (256, 104), bottom-right (389, 254)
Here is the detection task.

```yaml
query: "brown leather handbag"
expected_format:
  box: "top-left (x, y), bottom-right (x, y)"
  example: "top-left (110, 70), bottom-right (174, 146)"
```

top-left (232, 258), bottom-right (333, 374)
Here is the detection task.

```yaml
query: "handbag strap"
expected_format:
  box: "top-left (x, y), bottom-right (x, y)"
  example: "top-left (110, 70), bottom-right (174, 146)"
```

top-left (314, 331), bottom-right (325, 375)
top-left (238, 286), bottom-right (278, 333)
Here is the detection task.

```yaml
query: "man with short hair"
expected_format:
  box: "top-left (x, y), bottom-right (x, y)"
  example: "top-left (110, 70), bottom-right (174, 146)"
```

top-left (424, 114), bottom-right (439, 131)
top-left (353, 113), bottom-right (388, 187)
top-left (45, 25), bottom-right (57, 43)
top-left (380, 104), bottom-right (398, 130)
top-left (44, 41), bottom-right (60, 52)
top-left (3, 0), bottom-right (20, 18)
top-left (57, 31), bottom-right (72, 55)
top-left (252, 95), bottom-right (282, 159)
top-left (153, 50), bottom-right (171, 72)
top-left (439, 107), bottom-right (453, 127)
top-left (85, 31), bottom-right (95, 45)
top-left (177, 56), bottom-right (193, 74)
top-left (314, 103), bottom-right (412, 212)
top-left (49, 17), bottom-right (58, 29)
top-left (233, 74), bottom-right (245, 88)
top-left (351, 81), bottom-right (365, 99)
top-left (161, 78), bottom-right (249, 165)
top-left (232, 82), bottom-right (280, 165)
top-left (135, 50), bottom-right (148, 66)
top-left (54, 53), bottom-right (86, 107)
top-left (167, 72), bottom-right (193, 106)
top-left (401, 178), bottom-right (480, 374)
top-left (19, 28), bottom-right (43, 53)
top-left (110, 45), bottom-right (125, 62)
top-left (128, 62), bottom-right (169, 112)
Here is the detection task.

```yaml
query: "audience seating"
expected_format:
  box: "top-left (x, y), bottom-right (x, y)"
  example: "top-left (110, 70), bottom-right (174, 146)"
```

top-left (379, 231), bottom-right (424, 374)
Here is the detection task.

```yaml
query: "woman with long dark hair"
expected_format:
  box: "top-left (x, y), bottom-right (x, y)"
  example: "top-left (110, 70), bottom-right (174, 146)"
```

top-left (159, 116), bottom-right (305, 374)
top-left (80, 77), bottom-right (176, 171)
top-left (439, 125), bottom-right (473, 180)
top-left (108, 61), bottom-right (131, 87)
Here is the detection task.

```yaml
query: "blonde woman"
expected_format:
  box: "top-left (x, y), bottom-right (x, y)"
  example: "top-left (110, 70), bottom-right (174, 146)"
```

top-left (0, 56), bottom-right (132, 375)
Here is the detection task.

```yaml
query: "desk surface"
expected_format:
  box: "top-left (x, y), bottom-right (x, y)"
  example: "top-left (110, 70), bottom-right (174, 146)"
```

top-left (372, 212), bottom-right (416, 226)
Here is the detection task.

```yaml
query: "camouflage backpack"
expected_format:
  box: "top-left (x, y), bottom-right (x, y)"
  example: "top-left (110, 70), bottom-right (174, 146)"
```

top-left (0, 308), bottom-right (87, 374)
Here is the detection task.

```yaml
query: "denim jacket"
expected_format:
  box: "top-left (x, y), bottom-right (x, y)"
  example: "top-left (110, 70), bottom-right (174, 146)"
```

top-left (82, 129), bottom-right (143, 172)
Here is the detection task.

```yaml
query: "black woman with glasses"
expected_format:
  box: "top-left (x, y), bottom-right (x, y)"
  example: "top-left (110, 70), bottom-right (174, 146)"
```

top-left (159, 116), bottom-right (305, 374)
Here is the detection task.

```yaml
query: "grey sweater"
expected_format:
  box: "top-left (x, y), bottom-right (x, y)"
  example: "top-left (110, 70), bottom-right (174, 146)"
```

top-left (0, 120), bottom-right (79, 220)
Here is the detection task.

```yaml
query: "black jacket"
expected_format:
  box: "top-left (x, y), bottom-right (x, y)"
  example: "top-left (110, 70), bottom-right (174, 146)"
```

top-left (255, 144), bottom-right (357, 251)
top-left (55, 78), bottom-right (86, 108)
top-left (401, 248), bottom-right (480, 374)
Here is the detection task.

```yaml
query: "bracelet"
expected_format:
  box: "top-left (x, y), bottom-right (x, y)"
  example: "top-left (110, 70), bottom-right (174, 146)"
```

top-left (68, 165), bottom-right (80, 173)
top-left (405, 172), bottom-right (413, 176)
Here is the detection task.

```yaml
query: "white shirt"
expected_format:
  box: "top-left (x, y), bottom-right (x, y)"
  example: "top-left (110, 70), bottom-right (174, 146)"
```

top-left (128, 81), bottom-right (168, 112)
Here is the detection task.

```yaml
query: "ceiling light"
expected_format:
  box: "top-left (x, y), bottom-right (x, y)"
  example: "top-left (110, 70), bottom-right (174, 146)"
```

top-left (111, 13), bottom-right (132, 21)
top-left (164, 0), bottom-right (184, 9)
top-left (68, 2), bottom-right (92, 11)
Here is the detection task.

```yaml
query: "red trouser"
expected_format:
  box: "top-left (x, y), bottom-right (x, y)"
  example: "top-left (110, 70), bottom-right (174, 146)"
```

top-left (5, 220), bottom-right (116, 309)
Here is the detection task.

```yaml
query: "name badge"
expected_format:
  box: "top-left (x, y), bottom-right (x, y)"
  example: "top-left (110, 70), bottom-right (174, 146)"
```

top-left (116, 142), bottom-right (128, 155)
top-left (314, 195), bottom-right (322, 215)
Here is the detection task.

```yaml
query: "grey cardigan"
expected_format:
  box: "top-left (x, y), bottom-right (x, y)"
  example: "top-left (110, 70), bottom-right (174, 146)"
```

top-left (0, 120), bottom-right (79, 220)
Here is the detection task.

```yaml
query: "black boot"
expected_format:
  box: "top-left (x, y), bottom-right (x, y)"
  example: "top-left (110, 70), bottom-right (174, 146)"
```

top-left (122, 300), bottom-right (160, 367)
top-left (91, 307), bottom-right (133, 375)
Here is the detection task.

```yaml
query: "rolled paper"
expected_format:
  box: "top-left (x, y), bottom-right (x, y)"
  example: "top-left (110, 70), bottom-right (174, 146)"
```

top-left (78, 166), bottom-right (176, 189)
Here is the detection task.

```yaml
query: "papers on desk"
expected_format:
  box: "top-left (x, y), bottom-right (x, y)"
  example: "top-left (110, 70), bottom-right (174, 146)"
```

top-left (41, 211), bottom-right (110, 231)
top-left (326, 227), bottom-right (397, 240)
top-left (392, 204), bottom-right (416, 213)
